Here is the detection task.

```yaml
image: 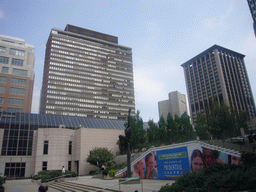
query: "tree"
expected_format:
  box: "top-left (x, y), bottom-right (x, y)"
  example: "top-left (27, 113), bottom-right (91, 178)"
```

top-left (206, 100), bottom-right (234, 140)
top-left (117, 110), bottom-right (146, 153)
top-left (179, 112), bottom-right (195, 141)
top-left (129, 110), bottom-right (146, 150)
top-left (195, 112), bottom-right (210, 140)
top-left (158, 115), bottom-right (167, 143)
top-left (86, 147), bottom-right (115, 169)
top-left (147, 119), bottom-right (158, 143)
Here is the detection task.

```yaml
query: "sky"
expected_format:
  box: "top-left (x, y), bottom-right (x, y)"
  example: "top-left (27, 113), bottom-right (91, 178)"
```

top-left (0, 0), bottom-right (256, 122)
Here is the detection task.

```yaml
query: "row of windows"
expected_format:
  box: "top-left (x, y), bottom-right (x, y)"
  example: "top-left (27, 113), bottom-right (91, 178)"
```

top-left (0, 76), bottom-right (27, 85)
top-left (0, 97), bottom-right (24, 105)
top-left (47, 110), bottom-right (120, 119)
top-left (9, 48), bottom-right (25, 57)
top-left (0, 56), bottom-right (24, 67)
top-left (50, 53), bottom-right (133, 77)
top-left (1, 67), bottom-right (28, 77)
top-left (0, 86), bottom-right (26, 95)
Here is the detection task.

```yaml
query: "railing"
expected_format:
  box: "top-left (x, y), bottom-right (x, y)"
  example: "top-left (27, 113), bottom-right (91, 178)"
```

top-left (96, 177), bottom-right (143, 192)
top-left (32, 174), bottom-right (74, 184)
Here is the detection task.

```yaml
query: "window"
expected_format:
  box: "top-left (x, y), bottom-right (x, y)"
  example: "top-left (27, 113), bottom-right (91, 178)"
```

top-left (9, 49), bottom-right (25, 57)
top-left (6, 107), bottom-right (23, 113)
top-left (1, 67), bottom-right (9, 74)
top-left (8, 98), bottom-right (24, 106)
top-left (0, 76), bottom-right (7, 83)
top-left (69, 141), bottom-right (72, 155)
top-left (4, 162), bottom-right (26, 178)
top-left (43, 140), bottom-right (48, 155)
top-left (0, 56), bottom-right (9, 64)
top-left (9, 87), bottom-right (26, 95)
top-left (11, 59), bottom-right (23, 66)
top-left (68, 161), bottom-right (71, 171)
top-left (42, 162), bottom-right (47, 171)
top-left (0, 46), bottom-right (5, 53)
top-left (0, 86), bottom-right (6, 93)
top-left (2, 40), bottom-right (14, 45)
top-left (11, 78), bottom-right (26, 86)
top-left (12, 68), bottom-right (27, 77)
top-left (0, 97), bottom-right (4, 103)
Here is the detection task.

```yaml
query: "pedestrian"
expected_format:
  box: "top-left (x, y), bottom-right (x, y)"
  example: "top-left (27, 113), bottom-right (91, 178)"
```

top-left (62, 166), bottom-right (65, 175)
top-left (38, 185), bottom-right (48, 192)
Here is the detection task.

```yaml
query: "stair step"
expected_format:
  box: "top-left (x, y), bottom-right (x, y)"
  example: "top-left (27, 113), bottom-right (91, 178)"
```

top-left (48, 181), bottom-right (119, 192)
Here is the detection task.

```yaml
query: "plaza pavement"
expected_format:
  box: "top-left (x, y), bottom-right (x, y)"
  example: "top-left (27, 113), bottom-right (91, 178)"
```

top-left (3, 176), bottom-right (174, 192)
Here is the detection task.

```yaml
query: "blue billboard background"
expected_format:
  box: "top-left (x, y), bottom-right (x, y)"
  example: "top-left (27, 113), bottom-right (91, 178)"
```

top-left (156, 146), bottom-right (190, 180)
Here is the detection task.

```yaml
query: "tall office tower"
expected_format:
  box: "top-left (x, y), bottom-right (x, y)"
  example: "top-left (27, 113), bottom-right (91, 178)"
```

top-left (158, 91), bottom-right (187, 120)
top-left (0, 35), bottom-right (35, 113)
top-left (247, 0), bottom-right (256, 37)
top-left (181, 45), bottom-right (256, 126)
top-left (40, 24), bottom-right (135, 120)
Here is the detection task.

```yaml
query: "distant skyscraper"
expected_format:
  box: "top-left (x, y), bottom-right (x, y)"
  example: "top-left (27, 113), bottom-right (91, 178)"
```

top-left (40, 24), bottom-right (135, 120)
top-left (247, 0), bottom-right (256, 37)
top-left (181, 45), bottom-right (256, 126)
top-left (0, 35), bottom-right (35, 113)
top-left (158, 91), bottom-right (187, 120)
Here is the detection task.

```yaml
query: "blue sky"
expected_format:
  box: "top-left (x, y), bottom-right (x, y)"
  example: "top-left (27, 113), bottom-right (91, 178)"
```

top-left (0, 0), bottom-right (256, 122)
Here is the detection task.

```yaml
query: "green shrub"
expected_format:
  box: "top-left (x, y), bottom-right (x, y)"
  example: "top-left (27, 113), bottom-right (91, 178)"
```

top-left (32, 169), bottom-right (77, 183)
top-left (108, 169), bottom-right (115, 177)
top-left (32, 174), bottom-right (40, 180)
top-left (0, 176), bottom-right (4, 185)
top-left (0, 185), bottom-right (4, 191)
top-left (159, 163), bottom-right (256, 192)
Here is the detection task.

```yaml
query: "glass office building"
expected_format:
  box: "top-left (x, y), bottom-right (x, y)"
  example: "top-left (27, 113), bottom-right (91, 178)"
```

top-left (40, 25), bottom-right (135, 120)
top-left (181, 45), bottom-right (256, 125)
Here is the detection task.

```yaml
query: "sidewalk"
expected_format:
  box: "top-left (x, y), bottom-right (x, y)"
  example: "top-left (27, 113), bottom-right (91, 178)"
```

top-left (3, 176), bottom-right (174, 192)
top-left (70, 176), bottom-right (174, 192)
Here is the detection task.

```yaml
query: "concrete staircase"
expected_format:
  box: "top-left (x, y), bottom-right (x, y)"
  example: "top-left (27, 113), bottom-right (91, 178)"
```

top-left (48, 181), bottom-right (119, 192)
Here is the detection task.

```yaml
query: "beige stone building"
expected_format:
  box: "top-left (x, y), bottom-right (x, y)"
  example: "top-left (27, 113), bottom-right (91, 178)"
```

top-left (0, 112), bottom-right (125, 178)
top-left (158, 91), bottom-right (187, 121)
top-left (0, 35), bottom-right (35, 113)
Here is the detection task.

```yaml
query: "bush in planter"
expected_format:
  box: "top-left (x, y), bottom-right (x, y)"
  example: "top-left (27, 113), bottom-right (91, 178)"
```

top-left (108, 169), bottom-right (115, 177)
top-left (0, 176), bottom-right (4, 185)
top-left (102, 169), bottom-right (109, 176)
top-left (0, 185), bottom-right (4, 192)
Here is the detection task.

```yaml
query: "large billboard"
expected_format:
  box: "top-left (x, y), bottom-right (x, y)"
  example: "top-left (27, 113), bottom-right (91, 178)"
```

top-left (128, 143), bottom-right (242, 180)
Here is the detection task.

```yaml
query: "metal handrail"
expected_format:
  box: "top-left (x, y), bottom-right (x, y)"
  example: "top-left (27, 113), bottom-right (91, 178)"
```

top-left (96, 178), bottom-right (143, 192)
top-left (43, 174), bottom-right (73, 183)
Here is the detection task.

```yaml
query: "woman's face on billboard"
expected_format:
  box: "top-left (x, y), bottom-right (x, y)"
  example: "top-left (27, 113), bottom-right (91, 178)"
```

top-left (191, 156), bottom-right (204, 172)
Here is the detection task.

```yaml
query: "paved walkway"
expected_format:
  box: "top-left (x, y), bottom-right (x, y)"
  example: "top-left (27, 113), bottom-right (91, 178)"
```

top-left (3, 176), bottom-right (174, 192)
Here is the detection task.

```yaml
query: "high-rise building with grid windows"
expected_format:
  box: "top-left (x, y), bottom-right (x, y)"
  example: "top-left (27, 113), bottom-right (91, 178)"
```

top-left (39, 24), bottom-right (135, 120)
top-left (247, 0), bottom-right (256, 37)
top-left (0, 35), bottom-right (35, 113)
top-left (181, 45), bottom-right (256, 127)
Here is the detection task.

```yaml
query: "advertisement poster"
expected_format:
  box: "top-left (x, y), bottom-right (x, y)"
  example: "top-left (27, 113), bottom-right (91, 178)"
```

top-left (132, 151), bottom-right (158, 179)
top-left (128, 143), bottom-right (243, 180)
top-left (157, 146), bottom-right (190, 180)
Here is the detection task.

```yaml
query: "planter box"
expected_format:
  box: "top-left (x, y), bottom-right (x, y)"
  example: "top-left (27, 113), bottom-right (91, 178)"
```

top-left (104, 174), bottom-right (113, 180)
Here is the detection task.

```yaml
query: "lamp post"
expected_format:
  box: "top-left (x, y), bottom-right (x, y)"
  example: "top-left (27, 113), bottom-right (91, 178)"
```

top-left (119, 108), bottom-right (132, 177)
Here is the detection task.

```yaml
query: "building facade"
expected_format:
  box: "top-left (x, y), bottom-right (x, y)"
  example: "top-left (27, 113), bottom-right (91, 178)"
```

top-left (40, 24), bottom-right (135, 120)
top-left (0, 35), bottom-right (35, 113)
top-left (0, 112), bottom-right (125, 178)
top-left (181, 45), bottom-right (256, 126)
top-left (247, 0), bottom-right (256, 37)
top-left (158, 91), bottom-right (187, 120)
